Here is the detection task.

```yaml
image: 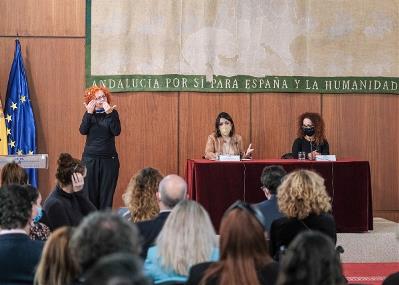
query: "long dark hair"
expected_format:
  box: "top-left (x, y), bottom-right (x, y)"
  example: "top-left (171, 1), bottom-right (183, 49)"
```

top-left (200, 207), bottom-right (272, 285)
top-left (297, 112), bottom-right (326, 145)
top-left (214, 112), bottom-right (235, 138)
top-left (277, 231), bottom-right (345, 285)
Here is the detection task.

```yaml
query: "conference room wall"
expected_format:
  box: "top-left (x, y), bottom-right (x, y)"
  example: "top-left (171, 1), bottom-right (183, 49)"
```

top-left (0, 0), bottom-right (397, 222)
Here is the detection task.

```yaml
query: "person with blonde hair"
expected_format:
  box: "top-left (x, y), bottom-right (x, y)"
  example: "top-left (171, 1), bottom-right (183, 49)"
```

top-left (122, 167), bottom-right (163, 222)
top-left (144, 200), bottom-right (218, 284)
top-left (270, 169), bottom-right (336, 259)
top-left (34, 227), bottom-right (78, 285)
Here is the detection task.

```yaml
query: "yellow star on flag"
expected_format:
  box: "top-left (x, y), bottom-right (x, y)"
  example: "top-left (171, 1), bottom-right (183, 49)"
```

top-left (6, 128), bottom-right (11, 135)
top-left (28, 150), bottom-right (34, 155)
top-left (16, 149), bottom-right (23, 155)
top-left (5, 114), bottom-right (11, 123)
top-left (10, 102), bottom-right (17, 110)
top-left (8, 140), bottom-right (15, 148)
top-left (20, 96), bottom-right (26, 103)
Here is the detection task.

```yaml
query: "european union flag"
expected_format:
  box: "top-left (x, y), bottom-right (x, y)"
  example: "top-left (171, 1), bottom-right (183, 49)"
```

top-left (5, 39), bottom-right (37, 187)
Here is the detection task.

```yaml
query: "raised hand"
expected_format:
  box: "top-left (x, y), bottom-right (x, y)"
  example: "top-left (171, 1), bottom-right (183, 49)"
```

top-left (245, 143), bottom-right (254, 157)
top-left (72, 172), bottom-right (85, 192)
top-left (84, 100), bottom-right (96, 114)
top-left (103, 102), bottom-right (117, 114)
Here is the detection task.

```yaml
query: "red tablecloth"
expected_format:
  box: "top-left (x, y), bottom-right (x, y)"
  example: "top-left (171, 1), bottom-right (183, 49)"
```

top-left (187, 159), bottom-right (373, 233)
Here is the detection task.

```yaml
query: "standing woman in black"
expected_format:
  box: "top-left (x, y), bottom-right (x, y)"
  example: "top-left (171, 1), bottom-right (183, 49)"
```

top-left (80, 86), bottom-right (121, 209)
top-left (292, 112), bottom-right (329, 160)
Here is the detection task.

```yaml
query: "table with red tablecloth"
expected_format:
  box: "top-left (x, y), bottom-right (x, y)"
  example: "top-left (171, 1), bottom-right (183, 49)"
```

top-left (186, 159), bottom-right (373, 233)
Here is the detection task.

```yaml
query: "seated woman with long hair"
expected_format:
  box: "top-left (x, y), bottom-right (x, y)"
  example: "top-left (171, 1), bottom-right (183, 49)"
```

top-left (186, 201), bottom-right (278, 285)
top-left (270, 169), bottom-right (336, 259)
top-left (34, 227), bottom-right (78, 285)
top-left (122, 167), bottom-right (163, 222)
top-left (144, 200), bottom-right (218, 284)
top-left (276, 231), bottom-right (346, 285)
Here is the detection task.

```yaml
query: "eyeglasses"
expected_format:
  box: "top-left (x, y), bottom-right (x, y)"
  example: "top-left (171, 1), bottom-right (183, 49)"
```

top-left (225, 200), bottom-right (266, 230)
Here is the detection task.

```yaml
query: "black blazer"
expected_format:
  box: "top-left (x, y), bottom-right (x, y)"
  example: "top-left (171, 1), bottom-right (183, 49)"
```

top-left (135, 211), bottom-right (171, 259)
top-left (186, 261), bottom-right (279, 285)
top-left (269, 213), bottom-right (337, 258)
top-left (0, 233), bottom-right (44, 285)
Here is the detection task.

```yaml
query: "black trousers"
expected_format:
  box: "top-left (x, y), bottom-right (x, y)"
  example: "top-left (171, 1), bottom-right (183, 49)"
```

top-left (82, 156), bottom-right (120, 210)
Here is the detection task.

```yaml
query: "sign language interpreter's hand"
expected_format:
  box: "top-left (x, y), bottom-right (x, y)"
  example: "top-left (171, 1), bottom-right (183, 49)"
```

top-left (72, 172), bottom-right (85, 192)
top-left (84, 100), bottom-right (96, 114)
top-left (103, 102), bottom-right (117, 114)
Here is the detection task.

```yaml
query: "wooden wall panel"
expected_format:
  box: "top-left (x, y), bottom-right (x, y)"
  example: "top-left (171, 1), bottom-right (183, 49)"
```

top-left (0, 37), bottom-right (86, 200)
top-left (178, 92), bottom-right (250, 176)
top-left (0, 0), bottom-right (85, 36)
top-left (323, 94), bottom-right (399, 212)
top-left (251, 93), bottom-right (321, 159)
top-left (113, 92), bottom-right (178, 207)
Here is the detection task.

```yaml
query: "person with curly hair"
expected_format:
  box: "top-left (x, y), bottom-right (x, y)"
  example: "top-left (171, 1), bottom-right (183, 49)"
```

top-left (292, 112), bottom-right (329, 160)
top-left (276, 231), bottom-right (346, 285)
top-left (269, 169), bottom-right (336, 259)
top-left (1, 162), bottom-right (50, 241)
top-left (43, 153), bottom-right (96, 231)
top-left (80, 85), bottom-right (121, 209)
top-left (122, 167), bottom-right (163, 222)
top-left (0, 184), bottom-right (44, 284)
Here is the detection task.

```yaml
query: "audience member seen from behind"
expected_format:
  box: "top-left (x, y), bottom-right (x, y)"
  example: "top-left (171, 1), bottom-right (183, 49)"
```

top-left (0, 184), bottom-right (44, 285)
top-left (34, 227), bottom-right (78, 285)
top-left (70, 212), bottom-right (141, 279)
top-left (80, 85), bottom-right (121, 210)
top-left (136, 174), bottom-right (187, 259)
top-left (1, 161), bottom-right (50, 240)
top-left (292, 112), bottom-right (329, 160)
top-left (83, 253), bottom-right (151, 285)
top-left (276, 231), bottom-right (346, 285)
top-left (205, 112), bottom-right (253, 159)
top-left (122, 167), bottom-right (163, 222)
top-left (186, 201), bottom-right (278, 285)
top-left (256, 165), bottom-right (287, 231)
top-left (1, 161), bottom-right (28, 185)
top-left (144, 200), bottom-right (218, 284)
top-left (43, 153), bottom-right (96, 231)
top-left (270, 169), bottom-right (336, 259)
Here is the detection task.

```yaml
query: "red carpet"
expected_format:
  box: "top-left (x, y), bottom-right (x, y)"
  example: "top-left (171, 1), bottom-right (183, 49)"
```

top-left (343, 263), bottom-right (399, 285)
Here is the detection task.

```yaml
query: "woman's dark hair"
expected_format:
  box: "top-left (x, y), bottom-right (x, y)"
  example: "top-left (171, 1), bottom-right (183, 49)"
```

top-left (276, 231), bottom-right (346, 285)
top-left (214, 112), bottom-right (235, 137)
top-left (0, 184), bottom-right (38, 229)
top-left (56, 153), bottom-right (85, 187)
top-left (200, 206), bottom-right (272, 285)
top-left (260, 165), bottom-right (287, 195)
top-left (297, 112), bottom-right (326, 144)
top-left (1, 162), bottom-right (28, 186)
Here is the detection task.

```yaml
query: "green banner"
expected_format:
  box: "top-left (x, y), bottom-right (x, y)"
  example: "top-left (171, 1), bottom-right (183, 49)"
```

top-left (86, 0), bottom-right (399, 94)
top-left (86, 75), bottom-right (399, 94)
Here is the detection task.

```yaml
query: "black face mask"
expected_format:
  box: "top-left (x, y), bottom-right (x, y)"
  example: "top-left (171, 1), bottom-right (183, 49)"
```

top-left (303, 126), bottom-right (315, 136)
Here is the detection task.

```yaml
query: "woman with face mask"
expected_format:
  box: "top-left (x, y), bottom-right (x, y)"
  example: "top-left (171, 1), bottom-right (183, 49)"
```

top-left (204, 112), bottom-right (253, 160)
top-left (292, 112), bottom-right (329, 160)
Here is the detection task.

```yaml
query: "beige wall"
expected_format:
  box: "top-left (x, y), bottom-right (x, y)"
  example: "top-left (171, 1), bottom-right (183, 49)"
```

top-left (0, 0), bottom-right (397, 222)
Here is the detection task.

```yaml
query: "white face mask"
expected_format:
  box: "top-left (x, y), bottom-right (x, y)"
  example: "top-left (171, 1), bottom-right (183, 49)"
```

top-left (220, 125), bottom-right (232, 136)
